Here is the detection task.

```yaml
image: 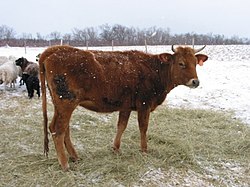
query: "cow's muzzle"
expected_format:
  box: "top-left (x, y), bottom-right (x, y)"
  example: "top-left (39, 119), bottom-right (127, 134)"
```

top-left (186, 79), bottom-right (200, 88)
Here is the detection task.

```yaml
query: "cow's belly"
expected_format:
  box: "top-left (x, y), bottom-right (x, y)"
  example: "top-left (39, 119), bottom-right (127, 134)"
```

top-left (79, 100), bottom-right (126, 113)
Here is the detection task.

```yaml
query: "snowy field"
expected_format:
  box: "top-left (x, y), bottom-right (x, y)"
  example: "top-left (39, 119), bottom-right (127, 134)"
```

top-left (0, 45), bottom-right (249, 124)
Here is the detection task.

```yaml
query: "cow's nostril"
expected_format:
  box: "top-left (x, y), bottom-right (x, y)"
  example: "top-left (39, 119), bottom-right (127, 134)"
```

top-left (192, 79), bottom-right (200, 87)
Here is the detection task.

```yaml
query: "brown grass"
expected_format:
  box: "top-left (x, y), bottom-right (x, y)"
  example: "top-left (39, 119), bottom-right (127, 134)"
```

top-left (0, 89), bottom-right (250, 186)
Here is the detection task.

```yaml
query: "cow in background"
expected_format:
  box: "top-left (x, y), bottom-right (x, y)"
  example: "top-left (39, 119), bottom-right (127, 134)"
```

top-left (39, 45), bottom-right (208, 170)
top-left (15, 57), bottom-right (40, 97)
top-left (22, 73), bottom-right (40, 98)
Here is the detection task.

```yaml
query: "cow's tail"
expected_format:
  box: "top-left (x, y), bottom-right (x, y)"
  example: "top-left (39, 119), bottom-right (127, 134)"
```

top-left (39, 55), bottom-right (49, 157)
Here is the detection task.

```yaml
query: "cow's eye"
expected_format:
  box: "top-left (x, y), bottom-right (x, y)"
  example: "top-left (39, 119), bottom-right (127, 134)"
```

top-left (179, 63), bottom-right (186, 68)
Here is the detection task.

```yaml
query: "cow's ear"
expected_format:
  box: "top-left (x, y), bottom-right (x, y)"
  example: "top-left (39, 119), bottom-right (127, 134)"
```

top-left (196, 54), bottom-right (208, 66)
top-left (159, 53), bottom-right (173, 64)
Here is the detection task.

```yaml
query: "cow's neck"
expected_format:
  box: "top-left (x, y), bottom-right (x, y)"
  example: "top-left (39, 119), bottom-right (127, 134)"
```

top-left (168, 63), bottom-right (177, 92)
top-left (158, 62), bottom-right (175, 94)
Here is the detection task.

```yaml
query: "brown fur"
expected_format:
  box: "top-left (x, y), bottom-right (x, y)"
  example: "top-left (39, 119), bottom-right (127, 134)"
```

top-left (39, 45), bottom-right (208, 170)
top-left (25, 63), bottom-right (39, 76)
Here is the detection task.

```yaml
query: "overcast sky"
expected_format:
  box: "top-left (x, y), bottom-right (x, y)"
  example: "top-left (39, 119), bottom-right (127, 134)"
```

top-left (1, 0), bottom-right (249, 38)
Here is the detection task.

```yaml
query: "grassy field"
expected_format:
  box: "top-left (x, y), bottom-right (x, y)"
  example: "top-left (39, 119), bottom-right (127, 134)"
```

top-left (0, 90), bottom-right (250, 186)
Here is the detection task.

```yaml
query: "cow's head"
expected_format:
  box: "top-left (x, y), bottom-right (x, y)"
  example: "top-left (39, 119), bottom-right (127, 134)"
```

top-left (159, 45), bottom-right (208, 88)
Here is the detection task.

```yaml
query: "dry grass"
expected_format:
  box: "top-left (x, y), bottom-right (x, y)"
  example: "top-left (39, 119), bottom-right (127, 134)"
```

top-left (0, 89), bottom-right (250, 186)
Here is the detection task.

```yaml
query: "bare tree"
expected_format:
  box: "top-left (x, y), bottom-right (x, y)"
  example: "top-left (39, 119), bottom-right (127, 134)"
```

top-left (1, 24), bottom-right (250, 47)
top-left (85, 27), bottom-right (99, 45)
top-left (20, 33), bottom-right (33, 40)
top-left (111, 24), bottom-right (128, 45)
top-left (72, 28), bottom-right (86, 41)
top-left (62, 33), bottom-right (72, 45)
top-left (126, 27), bottom-right (137, 45)
top-left (99, 24), bottom-right (114, 44)
top-left (49, 31), bottom-right (61, 40)
top-left (0, 25), bottom-right (16, 40)
top-left (36, 32), bottom-right (44, 40)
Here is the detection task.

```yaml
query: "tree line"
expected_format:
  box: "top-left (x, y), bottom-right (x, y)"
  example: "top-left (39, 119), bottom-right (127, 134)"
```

top-left (0, 24), bottom-right (249, 47)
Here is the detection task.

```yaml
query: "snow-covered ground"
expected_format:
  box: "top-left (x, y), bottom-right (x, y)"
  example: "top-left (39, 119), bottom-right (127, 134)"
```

top-left (0, 45), bottom-right (249, 124)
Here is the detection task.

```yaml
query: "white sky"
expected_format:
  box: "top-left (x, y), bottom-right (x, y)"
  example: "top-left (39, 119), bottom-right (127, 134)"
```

top-left (1, 0), bottom-right (249, 38)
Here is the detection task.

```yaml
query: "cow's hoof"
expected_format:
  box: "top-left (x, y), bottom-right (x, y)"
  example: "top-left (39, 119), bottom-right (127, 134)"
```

top-left (112, 146), bottom-right (121, 154)
top-left (61, 163), bottom-right (70, 172)
top-left (69, 156), bottom-right (79, 162)
top-left (140, 149), bottom-right (148, 155)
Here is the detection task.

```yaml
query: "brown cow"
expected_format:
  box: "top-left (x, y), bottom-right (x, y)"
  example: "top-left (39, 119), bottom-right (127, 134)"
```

top-left (39, 45), bottom-right (208, 170)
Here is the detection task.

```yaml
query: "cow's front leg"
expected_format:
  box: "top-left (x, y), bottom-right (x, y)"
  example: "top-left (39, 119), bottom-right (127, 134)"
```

top-left (113, 111), bottom-right (131, 152)
top-left (138, 109), bottom-right (150, 152)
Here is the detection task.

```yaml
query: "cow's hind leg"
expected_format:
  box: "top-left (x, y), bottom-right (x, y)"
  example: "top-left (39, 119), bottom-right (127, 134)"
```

top-left (49, 106), bottom-right (75, 171)
top-left (113, 111), bottom-right (131, 152)
top-left (52, 132), bottom-right (68, 170)
top-left (64, 126), bottom-right (78, 162)
top-left (138, 109), bottom-right (150, 152)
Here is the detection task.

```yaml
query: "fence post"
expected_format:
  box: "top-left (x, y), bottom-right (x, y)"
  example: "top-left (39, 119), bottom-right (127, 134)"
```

top-left (86, 41), bottom-right (89, 50)
top-left (24, 40), bottom-right (27, 54)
